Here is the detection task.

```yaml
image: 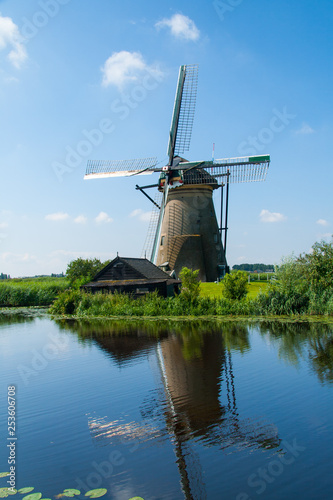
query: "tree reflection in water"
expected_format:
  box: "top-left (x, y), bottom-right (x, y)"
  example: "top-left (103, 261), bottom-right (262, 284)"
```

top-left (257, 320), bottom-right (333, 383)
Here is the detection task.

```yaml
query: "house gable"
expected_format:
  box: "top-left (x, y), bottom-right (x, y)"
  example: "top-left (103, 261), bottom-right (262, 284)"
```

top-left (82, 256), bottom-right (181, 298)
top-left (92, 256), bottom-right (173, 282)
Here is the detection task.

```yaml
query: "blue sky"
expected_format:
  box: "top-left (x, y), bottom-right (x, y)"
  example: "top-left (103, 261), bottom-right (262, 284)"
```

top-left (0, 0), bottom-right (332, 277)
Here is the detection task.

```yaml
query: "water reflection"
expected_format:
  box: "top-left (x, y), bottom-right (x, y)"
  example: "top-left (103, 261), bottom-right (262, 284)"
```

top-left (257, 320), bottom-right (333, 383)
top-left (56, 318), bottom-right (333, 387)
top-left (57, 319), bottom-right (284, 499)
top-left (0, 312), bottom-right (35, 326)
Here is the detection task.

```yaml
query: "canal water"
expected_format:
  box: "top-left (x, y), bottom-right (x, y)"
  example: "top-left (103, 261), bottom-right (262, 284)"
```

top-left (0, 315), bottom-right (332, 500)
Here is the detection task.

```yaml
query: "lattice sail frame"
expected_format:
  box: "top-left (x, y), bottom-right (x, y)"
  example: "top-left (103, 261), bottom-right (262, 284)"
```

top-left (166, 64), bottom-right (199, 169)
top-left (178, 155), bottom-right (270, 185)
top-left (170, 64), bottom-right (198, 158)
top-left (84, 157), bottom-right (158, 179)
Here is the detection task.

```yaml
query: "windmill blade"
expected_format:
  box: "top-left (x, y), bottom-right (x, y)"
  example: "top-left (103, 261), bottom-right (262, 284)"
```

top-left (176, 154), bottom-right (270, 184)
top-left (212, 154), bottom-right (270, 183)
top-left (167, 64), bottom-right (198, 165)
top-left (84, 157), bottom-right (159, 179)
top-left (150, 182), bottom-right (169, 264)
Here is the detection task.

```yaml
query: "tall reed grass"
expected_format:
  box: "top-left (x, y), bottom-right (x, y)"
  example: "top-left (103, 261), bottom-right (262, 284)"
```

top-left (0, 278), bottom-right (69, 307)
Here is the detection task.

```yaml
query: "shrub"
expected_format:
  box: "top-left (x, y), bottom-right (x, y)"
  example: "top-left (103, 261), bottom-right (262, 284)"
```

top-left (221, 271), bottom-right (248, 300)
top-left (49, 289), bottom-right (83, 315)
top-left (179, 267), bottom-right (201, 302)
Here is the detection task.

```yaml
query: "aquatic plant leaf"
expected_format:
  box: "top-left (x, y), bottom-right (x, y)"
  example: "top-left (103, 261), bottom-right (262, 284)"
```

top-left (18, 489), bottom-right (34, 494)
top-left (40, 498), bottom-right (52, 500)
top-left (84, 489), bottom-right (107, 498)
top-left (62, 491), bottom-right (81, 498)
top-left (0, 474), bottom-right (10, 478)
top-left (22, 493), bottom-right (42, 500)
top-left (128, 497), bottom-right (145, 500)
top-left (0, 490), bottom-right (17, 498)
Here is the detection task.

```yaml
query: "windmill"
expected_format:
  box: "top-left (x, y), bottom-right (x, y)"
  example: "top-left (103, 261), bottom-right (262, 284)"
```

top-left (84, 64), bottom-right (270, 282)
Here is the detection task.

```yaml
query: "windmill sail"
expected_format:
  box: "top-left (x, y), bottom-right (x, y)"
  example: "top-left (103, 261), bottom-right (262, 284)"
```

top-left (141, 191), bottom-right (163, 259)
top-left (167, 64), bottom-right (198, 164)
top-left (150, 182), bottom-right (169, 264)
top-left (176, 154), bottom-right (270, 185)
top-left (84, 157), bottom-right (158, 179)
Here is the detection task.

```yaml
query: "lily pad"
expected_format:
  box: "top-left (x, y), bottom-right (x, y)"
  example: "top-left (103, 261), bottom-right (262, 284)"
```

top-left (22, 493), bottom-right (42, 500)
top-left (18, 490), bottom-right (34, 495)
top-left (84, 490), bottom-right (107, 499)
top-left (128, 497), bottom-right (145, 500)
top-left (0, 474), bottom-right (10, 478)
top-left (0, 490), bottom-right (17, 498)
top-left (62, 491), bottom-right (81, 498)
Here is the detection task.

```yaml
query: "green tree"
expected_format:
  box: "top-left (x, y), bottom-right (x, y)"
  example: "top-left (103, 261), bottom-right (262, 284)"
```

top-left (274, 255), bottom-right (308, 295)
top-left (221, 270), bottom-right (248, 300)
top-left (179, 267), bottom-right (201, 302)
top-left (297, 239), bottom-right (333, 294)
top-left (66, 258), bottom-right (108, 288)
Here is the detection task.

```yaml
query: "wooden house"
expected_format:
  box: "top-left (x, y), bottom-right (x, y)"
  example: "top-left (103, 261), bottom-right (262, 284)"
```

top-left (81, 256), bottom-right (181, 298)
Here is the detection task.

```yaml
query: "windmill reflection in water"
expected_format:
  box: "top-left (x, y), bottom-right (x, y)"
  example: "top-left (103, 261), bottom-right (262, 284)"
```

top-left (87, 327), bottom-right (281, 499)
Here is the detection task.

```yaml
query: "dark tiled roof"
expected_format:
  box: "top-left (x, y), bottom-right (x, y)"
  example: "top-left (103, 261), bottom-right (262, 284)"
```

top-left (120, 257), bottom-right (172, 279)
top-left (92, 256), bottom-right (177, 282)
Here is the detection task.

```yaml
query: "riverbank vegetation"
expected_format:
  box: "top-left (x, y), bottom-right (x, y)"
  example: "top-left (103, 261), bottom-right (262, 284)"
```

top-left (2, 239), bottom-right (332, 317)
top-left (49, 239), bottom-right (333, 318)
top-left (0, 257), bottom-right (108, 307)
top-left (0, 277), bottom-right (69, 307)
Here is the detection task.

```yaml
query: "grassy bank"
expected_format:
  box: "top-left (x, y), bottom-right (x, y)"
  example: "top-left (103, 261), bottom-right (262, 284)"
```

top-left (0, 277), bottom-right (266, 308)
top-left (48, 285), bottom-right (333, 319)
top-left (0, 277), bottom-right (69, 307)
top-left (200, 281), bottom-right (269, 299)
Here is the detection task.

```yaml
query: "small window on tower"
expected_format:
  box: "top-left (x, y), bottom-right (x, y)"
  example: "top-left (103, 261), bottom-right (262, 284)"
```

top-left (161, 236), bottom-right (165, 246)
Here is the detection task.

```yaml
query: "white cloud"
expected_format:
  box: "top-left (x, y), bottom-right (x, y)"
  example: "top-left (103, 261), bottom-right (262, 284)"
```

top-left (260, 209), bottom-right (286, 223)
top-left (295, 122), bottom-right (315, 135)
top-left (0, 13), bottom-right (27, 68)
top-left (101, 51), bottom-right (162, 88)
top-left (74, 215), bottom-right (88, 224)
top-left (45, 212), bottom-right (69, 222)
top-left (130, 208), bottom-right (152, 222)
top-left (0, 252), bottom-right (36, 263)
top-left (155, 14), bottom-right (200, 41)
top-left (316, 219), bottom-right (329, 226)
top-left (0, 222), bottom-right (8, 229)
top-left (95, 211), bottom-right (113, 224)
